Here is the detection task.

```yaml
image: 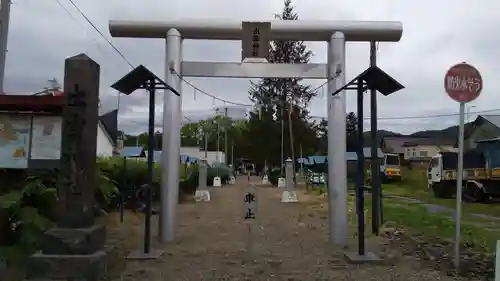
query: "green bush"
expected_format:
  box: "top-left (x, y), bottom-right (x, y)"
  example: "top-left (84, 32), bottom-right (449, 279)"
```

top-left (207, 163), bottom-right (233, 185)
top-left (0, 156), bottom-right (198, 263)
top-left (0, 164), bottom-right (118, 263)
top-left (268, 167), bottom-right (281, 186)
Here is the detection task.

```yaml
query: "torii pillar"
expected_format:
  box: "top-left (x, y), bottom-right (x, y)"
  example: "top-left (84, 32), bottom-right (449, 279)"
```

top-left (108, 19), bottom-right (403, 247)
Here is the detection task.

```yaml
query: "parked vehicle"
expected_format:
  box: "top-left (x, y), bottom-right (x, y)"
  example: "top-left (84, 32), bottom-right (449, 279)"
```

top-left (427, 146), bottom-right (500, 201)
top-left (366, 153), bottom-right (402, 183)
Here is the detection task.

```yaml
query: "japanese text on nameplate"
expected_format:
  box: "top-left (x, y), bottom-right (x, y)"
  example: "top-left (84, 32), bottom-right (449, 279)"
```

top-left (252, 28), bottom-right (260, 56)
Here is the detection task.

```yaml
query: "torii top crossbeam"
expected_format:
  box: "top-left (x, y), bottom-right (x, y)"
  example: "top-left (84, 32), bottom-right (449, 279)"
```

top-left (109, 19), bottom-right (402, 42)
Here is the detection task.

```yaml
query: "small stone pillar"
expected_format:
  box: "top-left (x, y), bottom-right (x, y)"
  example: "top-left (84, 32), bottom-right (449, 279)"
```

top-left (195, 158), bottom-right (210, 202)
top-left (198, 158), bottom-right (208, 189)
top-left (285, 158), bottom-right (294, 189)
top-left (281, 158), bottom-right (298, 202)
top-left (26, 54), bottom-right (107, 281)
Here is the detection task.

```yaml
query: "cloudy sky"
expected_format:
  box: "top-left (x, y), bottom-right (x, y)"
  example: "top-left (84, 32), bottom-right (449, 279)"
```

top-left (6, 0), bottom-right (499, 134)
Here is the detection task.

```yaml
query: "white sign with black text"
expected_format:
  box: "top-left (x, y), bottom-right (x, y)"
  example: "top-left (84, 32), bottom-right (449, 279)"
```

top-left (241, 21), bottom-right (270, 63)
top-left (243, 185), bottom-right (257, 221)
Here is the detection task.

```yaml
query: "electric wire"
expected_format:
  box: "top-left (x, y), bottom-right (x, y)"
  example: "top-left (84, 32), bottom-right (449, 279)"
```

top-left (55, 1), bottom-right (498, 131)
top-left (55, 0), bottom-right (193, 123)
top-left (172, 70), bottom-right (339, 107)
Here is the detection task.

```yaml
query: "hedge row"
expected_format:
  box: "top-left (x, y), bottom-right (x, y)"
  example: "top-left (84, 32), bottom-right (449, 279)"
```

top-left (0, 157), bottom-right (233, 263)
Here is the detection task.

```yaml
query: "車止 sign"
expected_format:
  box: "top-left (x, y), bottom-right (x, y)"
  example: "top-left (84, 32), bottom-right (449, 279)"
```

top-left (444, 62), bottom-right (482, 103)
top-left (243, 185), bottom-right (257, 220)
top-left (241, 21), bottom-right (270, 62)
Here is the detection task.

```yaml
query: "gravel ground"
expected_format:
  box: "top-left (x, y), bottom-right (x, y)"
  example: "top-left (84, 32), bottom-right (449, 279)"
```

top-left (111, 176), bottom-right (473, 281)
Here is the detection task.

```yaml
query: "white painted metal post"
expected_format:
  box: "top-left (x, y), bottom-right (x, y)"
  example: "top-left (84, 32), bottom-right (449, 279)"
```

top-left (327, 32), bottom-right (348, 247)
top-left (455, 102), bottom-right (465, 269)
top-left (160, 28), bottom-right (182, 243)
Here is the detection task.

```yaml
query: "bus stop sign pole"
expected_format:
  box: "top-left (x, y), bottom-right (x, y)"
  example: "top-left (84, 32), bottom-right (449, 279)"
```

top-left (444, 62), bottom-right (483, 270)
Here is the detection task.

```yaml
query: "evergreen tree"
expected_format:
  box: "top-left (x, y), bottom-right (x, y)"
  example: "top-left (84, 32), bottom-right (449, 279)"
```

top-left (244, 0), bottom-right (318, 168)
top-left (346, 112), bottom-right (358, 151)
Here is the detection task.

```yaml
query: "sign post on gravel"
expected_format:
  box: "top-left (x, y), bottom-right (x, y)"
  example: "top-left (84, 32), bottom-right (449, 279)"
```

top-left (444, 62), bottom-right (483, 270)
top-left (243, 184), bottom-right (257, 262)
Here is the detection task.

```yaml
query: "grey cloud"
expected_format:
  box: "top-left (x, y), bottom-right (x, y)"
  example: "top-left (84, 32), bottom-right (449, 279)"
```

top-left (5, 0), bottom-right (500, 135)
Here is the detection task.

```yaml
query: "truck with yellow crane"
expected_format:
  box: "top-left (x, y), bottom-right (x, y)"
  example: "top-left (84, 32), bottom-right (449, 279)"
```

top-left (427, 137), bottom-right (500, 201)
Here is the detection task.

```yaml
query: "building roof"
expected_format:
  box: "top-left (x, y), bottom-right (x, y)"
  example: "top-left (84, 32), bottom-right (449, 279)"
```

top-left (475, 136), bottom-right (500, 143)
top-left (462, 114), bottom-right (500, 143)
top-left (143, 151), bottom-right (199, 164)
top-left (119, 146), bottom-right (145, 157)
top-left (481, 115), bottom-right (500, 128)
top-left (98, 109), bottom-right (118, 145)
top-left (297, 148), bottom-right (384, 165)
top-left (382, 136), bottom-right (430, 153)
top-left (402, 138), bottom-right (455, 147)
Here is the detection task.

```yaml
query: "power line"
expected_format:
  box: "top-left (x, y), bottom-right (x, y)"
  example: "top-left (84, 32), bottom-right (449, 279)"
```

top-left (310, 108), bottom-right (500, 121)
top-left (65, 0), bottom-right (134, 69)
top-left (172, 69), bottom-right (339, 107)
top-left (55, 0), bottom-right (193, 122)
top-left (55, 2), bottom-right (498, 130)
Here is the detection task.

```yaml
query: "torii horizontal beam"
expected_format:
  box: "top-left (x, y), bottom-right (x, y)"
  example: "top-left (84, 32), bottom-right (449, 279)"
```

top-left (181, 61), bottom-right (328, 79)
top-left (109, 19), bottom-right (403, 42)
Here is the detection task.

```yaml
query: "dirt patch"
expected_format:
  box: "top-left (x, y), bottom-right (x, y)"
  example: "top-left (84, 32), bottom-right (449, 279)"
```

top-left (381, 228), bottom-right (495, 280)
top-left (108, 177), bottom-right (476, 280)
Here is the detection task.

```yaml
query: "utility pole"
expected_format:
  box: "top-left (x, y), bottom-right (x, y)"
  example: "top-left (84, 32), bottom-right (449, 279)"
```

top-left (0, 0), bottom-right (12, 94)
top-left (224, 107), bottom-right (228, 165)
top-left (299, 143), bottom-right (303, 176)
top-left (288, 96), bottom-right (296, 188)
top-left (231, 140), bottom-right (234, 166)
top-left (204, 132), bottom-right (208, 159)
top-left (280, 90), bottom-right (285, 176)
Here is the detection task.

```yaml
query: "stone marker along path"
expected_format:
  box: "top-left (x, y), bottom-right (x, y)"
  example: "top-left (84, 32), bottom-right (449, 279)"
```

top-left (116, 176), bottom-right (471, 280)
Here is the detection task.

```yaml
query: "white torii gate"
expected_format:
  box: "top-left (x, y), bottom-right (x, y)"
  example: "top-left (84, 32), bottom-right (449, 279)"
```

top-left (108, 19), bottom-right (403, 246)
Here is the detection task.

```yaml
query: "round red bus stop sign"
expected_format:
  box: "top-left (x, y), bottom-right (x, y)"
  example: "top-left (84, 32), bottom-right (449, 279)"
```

top-left (444, 62), bottom-right (483, 103)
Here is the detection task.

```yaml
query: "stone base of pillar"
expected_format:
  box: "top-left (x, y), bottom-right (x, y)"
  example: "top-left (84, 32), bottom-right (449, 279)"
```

top-left (26, 225), bottom-right (107, 281)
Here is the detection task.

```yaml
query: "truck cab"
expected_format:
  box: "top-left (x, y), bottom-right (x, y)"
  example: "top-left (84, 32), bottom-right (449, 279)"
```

top-left (382, 153), bottom-right (402, 181)
top-left (427, 150), bottom-right (499, 201)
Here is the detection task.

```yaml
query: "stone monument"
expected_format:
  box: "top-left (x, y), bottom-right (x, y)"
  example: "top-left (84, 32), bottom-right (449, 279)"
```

top-left (281, 158), bottom-right (298, 203)
top-left (195, 158), bottom-right (210, 202)
top-left (26, 54), bottom-right (107, 281)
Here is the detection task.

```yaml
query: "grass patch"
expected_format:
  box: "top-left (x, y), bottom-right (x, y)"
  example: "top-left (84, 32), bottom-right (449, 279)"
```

top-left (373, 197), bottom-right (500, 253)
top-left (383, 168), bottom-right (500, 218)
top-left (306, 188), bottom-right (500, 254)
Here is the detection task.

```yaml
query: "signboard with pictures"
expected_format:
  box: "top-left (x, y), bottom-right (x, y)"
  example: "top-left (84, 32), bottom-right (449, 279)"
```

top-left (243, 185), bottom-right (257, 221)
top-left (241, 21), bottom-right (271, 62)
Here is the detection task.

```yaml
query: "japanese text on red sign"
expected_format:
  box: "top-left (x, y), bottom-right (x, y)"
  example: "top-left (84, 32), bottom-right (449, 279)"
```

top-left (446, 75), bottom-right (481, 93)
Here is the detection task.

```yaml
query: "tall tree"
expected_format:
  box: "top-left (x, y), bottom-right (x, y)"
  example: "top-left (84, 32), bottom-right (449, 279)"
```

top-left (244, 0), bottom-right (318, 169)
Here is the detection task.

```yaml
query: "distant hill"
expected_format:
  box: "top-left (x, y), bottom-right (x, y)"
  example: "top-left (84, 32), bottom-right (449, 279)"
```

top-left (362, 123), bottom-right (474, 145)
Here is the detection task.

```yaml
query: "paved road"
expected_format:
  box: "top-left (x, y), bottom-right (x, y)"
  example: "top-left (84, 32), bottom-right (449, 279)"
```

top-left (114, 176), bottom-right (468, 280)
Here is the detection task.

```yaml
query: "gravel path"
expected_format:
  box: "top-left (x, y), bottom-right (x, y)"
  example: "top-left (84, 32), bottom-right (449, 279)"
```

top-left (115, 177), bottom-right (471, 281)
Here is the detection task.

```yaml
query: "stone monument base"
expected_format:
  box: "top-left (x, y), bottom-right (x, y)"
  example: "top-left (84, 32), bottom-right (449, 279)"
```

top-left (127, 249), bottom-right (164, 260)
top-left (343, 251), bottom-right (381, 264)
top-left (281, 190), bottom-right (299, 203)
top-left (26, 225), bottom-right (107, 281)
top-left (195, 189), bottom-right (211, 202)
top-left (42, 224), bottom-right (106, 254)
top-left (26, 250), bottom-right (107, 281)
